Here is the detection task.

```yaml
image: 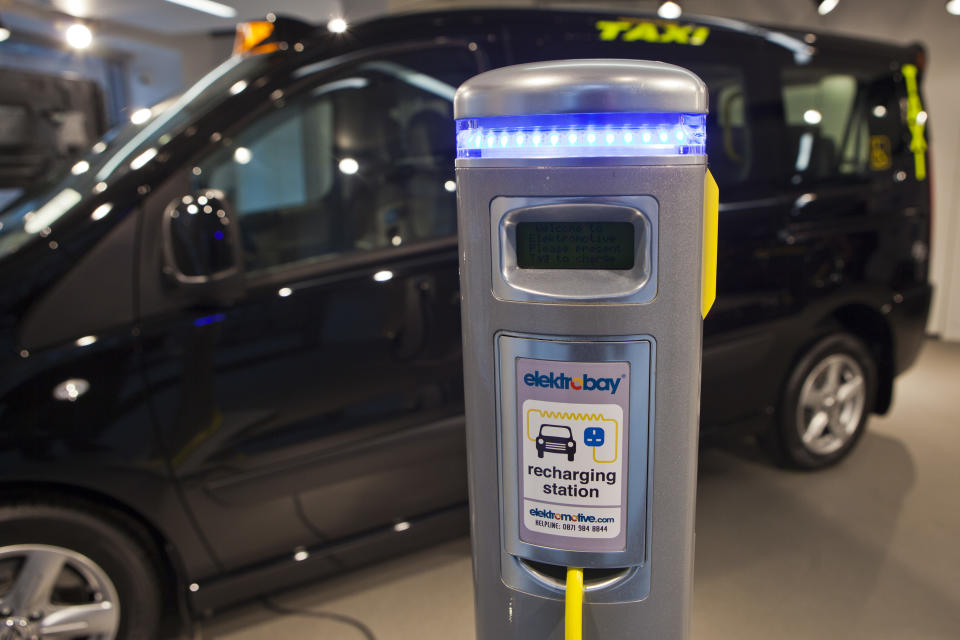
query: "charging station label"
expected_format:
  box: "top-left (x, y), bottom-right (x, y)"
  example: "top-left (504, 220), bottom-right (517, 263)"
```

top-left (516, 358), bottom-right (629, 552)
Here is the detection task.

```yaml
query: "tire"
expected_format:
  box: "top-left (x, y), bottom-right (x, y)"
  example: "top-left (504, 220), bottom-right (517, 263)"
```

top-left (0, 502), bottom-right (162, 640)
top-left (772, 332), bottom-right (877, 469)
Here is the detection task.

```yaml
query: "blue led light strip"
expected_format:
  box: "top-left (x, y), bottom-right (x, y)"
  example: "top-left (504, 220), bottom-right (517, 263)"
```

top-left (455, 112), bottom-right (706, 159)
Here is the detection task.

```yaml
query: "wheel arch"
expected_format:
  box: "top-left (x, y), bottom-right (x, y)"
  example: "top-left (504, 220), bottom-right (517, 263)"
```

top-left (0, 481), bottom-right (190, 623)
top-left (818, 303), bottom-right (894, 414)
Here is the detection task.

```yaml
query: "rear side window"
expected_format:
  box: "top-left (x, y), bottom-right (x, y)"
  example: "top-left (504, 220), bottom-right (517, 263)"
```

top-left (194, 46), bottom-right (479, 275)
top-left (696, 66), bottom-right (751, 186)
top-left (779, 64), bottom-right (902, 183)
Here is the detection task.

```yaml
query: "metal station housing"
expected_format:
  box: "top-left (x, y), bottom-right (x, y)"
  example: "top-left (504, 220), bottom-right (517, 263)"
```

top-left (456, 59), bottom-right (709, 639)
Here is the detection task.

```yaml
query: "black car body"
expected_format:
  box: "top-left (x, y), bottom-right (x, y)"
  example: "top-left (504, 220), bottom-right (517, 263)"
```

top-left (0, 8), bottom-right (932, 632)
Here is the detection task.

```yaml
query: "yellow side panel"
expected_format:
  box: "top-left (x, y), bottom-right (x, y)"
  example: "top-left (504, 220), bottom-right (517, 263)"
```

top-left (701, 170), bottom-right (719, 318)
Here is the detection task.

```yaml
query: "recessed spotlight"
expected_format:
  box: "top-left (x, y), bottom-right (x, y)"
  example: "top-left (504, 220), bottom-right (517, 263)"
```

top-left (130, 108), bottom-right (152, 125)
top-left (949, 0), bottom-right (960, 15)
top-left (233, 147), bottom-right (252, 165)
top-left (327, 17), bottom-right (348, 33)
top-left (816, 0), bottom-right (839, 15)
top-left (91, 203), bottom-right (113, 221)
top-left (803, 109), bottom-right (823, 125)
top-left (339, 158), bottom-right (359, 175)
top-left (373, 270), bottom-right (393, 283)
top-left (129, 148), bottom-right (157, 171)
top-left (657, 1), bottom-right (682, 19)
top-left (65, 23), bottom-right (93, 50)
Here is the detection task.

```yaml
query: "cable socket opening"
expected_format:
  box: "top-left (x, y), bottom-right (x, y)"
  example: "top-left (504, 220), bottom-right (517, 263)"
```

top-left (520, 559), bottom-right (633, 592)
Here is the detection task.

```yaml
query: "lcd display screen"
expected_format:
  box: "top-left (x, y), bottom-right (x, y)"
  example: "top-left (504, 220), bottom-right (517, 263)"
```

top-left (516, 221), bottom-right (635, 269)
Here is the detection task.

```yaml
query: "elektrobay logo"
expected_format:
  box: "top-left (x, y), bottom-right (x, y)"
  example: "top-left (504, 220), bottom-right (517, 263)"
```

top-left (523, 370), bottom-right (622, 394)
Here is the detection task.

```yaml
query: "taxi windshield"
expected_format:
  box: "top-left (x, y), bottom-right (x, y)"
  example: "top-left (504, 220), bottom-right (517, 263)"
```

top-left (0, 53), bottom-right (271, 260)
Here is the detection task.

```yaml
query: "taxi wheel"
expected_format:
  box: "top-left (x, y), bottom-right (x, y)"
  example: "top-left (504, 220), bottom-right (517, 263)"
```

top-left (772, 332), bottom-right (877, 470)
top-left (0, 502), bottom-right (162, 640)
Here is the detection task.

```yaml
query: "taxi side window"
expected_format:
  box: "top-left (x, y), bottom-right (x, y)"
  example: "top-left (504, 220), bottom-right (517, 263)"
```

top-left (780, 66), bottom-right (899, 183)
top-left (694, 66), bottom-right (751, 186)
top-left (193, 48), bottom-right (476, 275)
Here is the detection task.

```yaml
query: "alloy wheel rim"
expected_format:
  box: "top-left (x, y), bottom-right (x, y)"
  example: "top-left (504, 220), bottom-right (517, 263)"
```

top-left (796, 353), bottom-right (866, 456)
top-left (0, 545), bottom-right (120, 640)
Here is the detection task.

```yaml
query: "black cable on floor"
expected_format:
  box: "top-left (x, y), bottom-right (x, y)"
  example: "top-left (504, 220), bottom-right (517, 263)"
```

top-left (259, 597), bottom-right (377, 640)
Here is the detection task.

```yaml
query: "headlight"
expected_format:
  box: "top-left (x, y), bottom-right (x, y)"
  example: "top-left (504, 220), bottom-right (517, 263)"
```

top-left (567, 441), bottom-right (574, 448)
top-left (537, 438), bottom-right (543, 444)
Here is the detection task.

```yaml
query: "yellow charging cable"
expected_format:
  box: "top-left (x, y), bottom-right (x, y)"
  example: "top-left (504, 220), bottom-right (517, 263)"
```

top-left (565, 567), bottom-right (584, 640)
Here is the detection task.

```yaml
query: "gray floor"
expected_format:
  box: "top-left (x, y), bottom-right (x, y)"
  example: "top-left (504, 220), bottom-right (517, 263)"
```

top-left (197, 339), bottom-right (960, 639)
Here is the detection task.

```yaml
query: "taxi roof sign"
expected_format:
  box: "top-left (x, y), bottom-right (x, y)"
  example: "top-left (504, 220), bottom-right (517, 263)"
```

top-left (232, 15), bottom-right (314, 56)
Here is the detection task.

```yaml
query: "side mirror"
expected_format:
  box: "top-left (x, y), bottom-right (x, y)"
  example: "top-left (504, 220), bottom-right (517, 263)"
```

top-left (162, 189), bottom-right (243, 300)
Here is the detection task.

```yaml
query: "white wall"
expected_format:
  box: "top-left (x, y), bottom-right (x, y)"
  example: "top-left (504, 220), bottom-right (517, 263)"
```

top-left (394, 0), bottom-right (960, 340)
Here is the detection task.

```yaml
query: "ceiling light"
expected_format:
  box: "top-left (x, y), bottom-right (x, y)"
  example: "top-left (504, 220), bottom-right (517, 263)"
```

top-left (327, 17), bottom-right (348, 33)
top-left (65, 23), bottom-right (93, 50)
top-left (163, 0), bottom-right (237, 18)
top-left (130, 107), bottom-right (152, 125)
top-left (24, 189), bottom-right (82, 233)
top-left (52, 378), bottom-right (89, 402)
top-left (91, 203), bottom-right (113, 220)
top-left (803, 109), bottom-right (823, 125)
top-left (657, 1), bottom-right (682, 19)
top-left (948, 0), bottom-right (960, 15)
top-left (233, 147), bottom-right (252, 165)
top-left (0, 21), bottom-right (10, 43)
top-left (338, 158), bottom-right (359, 175)
top-left (373, 270), bottom-right (393, 283)
top-left (71, 160), bottom-right (90, 175)
top-left (816, 0), bottom-right (839, 15)
top-left (229, 80), bottom-right (247, 95)
top-left (129, 147), bottom-right (157, 171)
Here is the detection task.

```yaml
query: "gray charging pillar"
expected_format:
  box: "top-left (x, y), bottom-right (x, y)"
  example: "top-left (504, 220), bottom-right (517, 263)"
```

top-left (454, 59), bottom-right (717, 639)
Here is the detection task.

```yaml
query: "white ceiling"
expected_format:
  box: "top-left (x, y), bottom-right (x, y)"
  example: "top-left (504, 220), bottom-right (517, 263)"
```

top-left (13, 0), bottom-right (374, 34)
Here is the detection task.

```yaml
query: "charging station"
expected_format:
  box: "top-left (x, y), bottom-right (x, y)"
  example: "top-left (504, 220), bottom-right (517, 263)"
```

top-left (454, 59), bottom-right (719, 639)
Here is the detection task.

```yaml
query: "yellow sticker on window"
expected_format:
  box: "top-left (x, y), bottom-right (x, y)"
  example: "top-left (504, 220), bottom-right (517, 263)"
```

top-left (901, 64), bottom-right (927, 181)
top-left (596, 20), bottom-right (710, 46)
top-left (870, 135), bottom-right (892, 171)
